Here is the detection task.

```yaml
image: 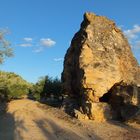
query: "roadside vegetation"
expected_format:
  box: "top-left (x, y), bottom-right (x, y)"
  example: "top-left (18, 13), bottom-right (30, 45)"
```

top-left (29, 76), bottom-right (63, 106)
top-left (0, 71), bottom-right (32, 101)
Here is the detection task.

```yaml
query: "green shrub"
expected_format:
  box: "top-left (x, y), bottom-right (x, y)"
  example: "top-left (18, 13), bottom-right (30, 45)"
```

top-left (0, 71), bottom-right (32, 101)
top-left (31, 76), bottom-right (62, 101)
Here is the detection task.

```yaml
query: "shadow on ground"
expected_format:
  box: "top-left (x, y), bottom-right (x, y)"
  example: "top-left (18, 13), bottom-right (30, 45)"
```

top-left (0, 102), bottom-right (24, 140)
top-left (34, 117), bottom-right (102, 140)
top-left (108, 120), bottom-right (140, 139)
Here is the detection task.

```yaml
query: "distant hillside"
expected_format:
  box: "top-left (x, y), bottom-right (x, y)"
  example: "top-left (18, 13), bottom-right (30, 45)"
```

top-left (0, 71), bottom-right (32, 101)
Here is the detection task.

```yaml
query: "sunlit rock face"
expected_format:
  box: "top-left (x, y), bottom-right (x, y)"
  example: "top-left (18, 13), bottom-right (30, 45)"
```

top-left (62, 12), bottom-right (140, 122)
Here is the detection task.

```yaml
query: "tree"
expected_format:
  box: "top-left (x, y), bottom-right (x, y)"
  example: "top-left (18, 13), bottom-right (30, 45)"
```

top-left (0, 29), bottom-right (13, 63)
top-left (31, 76), bottom-right (62, 100)
top-left (40, 76), bottom-right (62, 99)
top-left (29, 77), bottom-right (46, 100)
top-left (0, 71), bottom-right (32, 101)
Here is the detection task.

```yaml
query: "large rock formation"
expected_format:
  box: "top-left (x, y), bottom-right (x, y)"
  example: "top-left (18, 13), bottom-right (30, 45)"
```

top-left (62, 12), bottom-right (140, 122)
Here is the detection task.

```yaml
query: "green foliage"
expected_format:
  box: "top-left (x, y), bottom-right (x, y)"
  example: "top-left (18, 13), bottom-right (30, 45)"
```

top-left (30, 76), bottom-right (62, 101)
top-left (29, 77), bottom-right (46, 100)
top-left (42, 76), bottom-right (62, 98)
top-left (0, 71), bottom-right (32, 101)
top-left (0, 29), bottom-right (13, 63)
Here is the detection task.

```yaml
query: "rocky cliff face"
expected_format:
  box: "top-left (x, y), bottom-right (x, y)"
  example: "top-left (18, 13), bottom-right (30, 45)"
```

top-left (62, 12), bottom-right (140, 122)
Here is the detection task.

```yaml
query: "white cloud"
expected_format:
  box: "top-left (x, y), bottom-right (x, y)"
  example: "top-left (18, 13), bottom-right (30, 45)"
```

top-left (123, 24), bottom-right (140, 49)
top-left (124, 24), bottom-right (140, 40)
top-left (23, 37), bottom-right (33, 42)
top-left (118, 25), bottom-right (124, 30)
top-left (40, 38), bottom-right (56, 47)
top-left (19, 37), bottom-right (56, 53)
top-left (18, 37), bottom-right (33, 48)
top-left (135, 41), bottom-right (140, 48)
top-left (33, 47), bottom-right (44, 53)
top-left (53, 58), bottom-right (63, 62)
top-left (19, 43), bottom-right (32, 47)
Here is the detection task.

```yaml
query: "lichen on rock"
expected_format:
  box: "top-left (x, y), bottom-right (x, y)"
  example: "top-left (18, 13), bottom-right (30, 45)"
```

top-left (62, 12), bottom-right (140, 122)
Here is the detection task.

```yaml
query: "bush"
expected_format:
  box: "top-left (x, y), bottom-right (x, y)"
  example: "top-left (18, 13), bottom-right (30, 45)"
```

top-left (0, 71), bottom-right (31, 101)
top-left (30, 76), bottom-right (63, 104)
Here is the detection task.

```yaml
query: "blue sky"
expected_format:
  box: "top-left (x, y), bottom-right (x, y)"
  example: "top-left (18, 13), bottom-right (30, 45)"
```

top-left (0, 0), bottom-right (140, 83)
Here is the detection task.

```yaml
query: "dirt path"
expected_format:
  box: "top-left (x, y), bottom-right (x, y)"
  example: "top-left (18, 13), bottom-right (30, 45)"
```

top-left (0, 99), bottom-right (140, 140)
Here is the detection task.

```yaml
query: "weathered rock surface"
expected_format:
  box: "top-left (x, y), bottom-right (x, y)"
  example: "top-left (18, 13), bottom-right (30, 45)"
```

top-left (62, 12), bottom-right (140, 122)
